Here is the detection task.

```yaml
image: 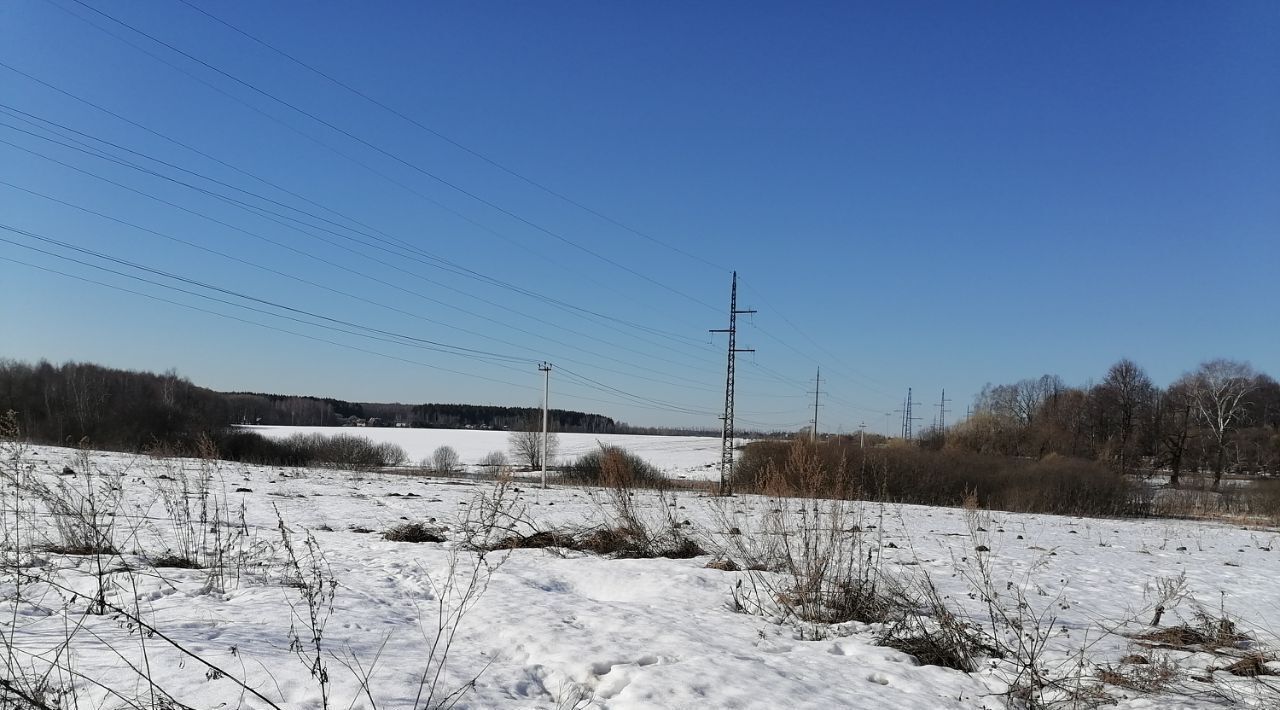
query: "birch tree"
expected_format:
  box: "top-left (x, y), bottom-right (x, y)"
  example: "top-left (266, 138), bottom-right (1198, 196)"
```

top-left (1186, 359), bottom-right (1257, 490)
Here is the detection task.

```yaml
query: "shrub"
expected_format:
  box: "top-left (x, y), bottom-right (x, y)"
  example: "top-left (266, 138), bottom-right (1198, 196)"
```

top-left (1247, 479), bottom-right (1280, 521)
top-left (431, 445), bottom-right (461, 474)
top-left (211, 429), bottom-right (311, 466)
top-left (733, 438), bottom-right (1145, 518)
top-left (562, 445), bottom-right (666, 487)
top-left (478, 450), bottom-right (508, 473)
top-left (209, 430), bottom-right (408, 469)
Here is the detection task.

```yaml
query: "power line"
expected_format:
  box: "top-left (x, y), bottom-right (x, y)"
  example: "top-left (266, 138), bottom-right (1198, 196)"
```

top-left (59, 0), bottom-right (722, 314)
top-left (2, 185), bottom-right (726, 401)
top-left (172, 0), bottom-right (729, 275)
top-left (739, 276), bottom-right (895, 399)
top-left (0, 249), bottom-right (720, 420)
top-left (12, 7), bottom-right (719, 357)
top-left (0, 133), bottom-right (733, 389)
top-left (0, 252), bottom-right (537, 390)
top-left (0, 223), bottom-right (534, 364)
top-left (15, 12), bottom-right (890, 417)
top-left (18, 2), bottom-right (899, 424)
top-left (166, 0), bottom-right (904, 412)
top-left (0, 101), bottom-right (714, 354)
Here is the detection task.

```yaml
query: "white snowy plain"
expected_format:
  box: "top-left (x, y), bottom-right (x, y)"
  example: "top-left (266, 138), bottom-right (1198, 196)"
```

top-left (5, 437), bottom-right (1280, 710)
top-left (240, 425), bottom-right (739, 481)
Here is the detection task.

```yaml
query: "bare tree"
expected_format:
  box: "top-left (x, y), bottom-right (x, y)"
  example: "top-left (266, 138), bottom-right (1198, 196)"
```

top-left (508, 429), bottom-right (559, 471)
top-left (1097, 359), bottom-right (1154, 474)
top-left (1158, 383), bottom-right (1194, 488)
top-left (976, 375), bottom-right (1062, 427)
top-left (431, 445), bottom-right (461, 475)
top-left (1185, 359), bottom-right (1258, 490)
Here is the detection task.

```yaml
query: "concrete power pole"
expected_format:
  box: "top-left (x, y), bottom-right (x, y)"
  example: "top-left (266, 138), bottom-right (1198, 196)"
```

top-left (539, 362), bottom-right (552, 489)
top-left (858, 422), bottom-right (867, 449)
top-left (710, 271), bottom-right (755, 496)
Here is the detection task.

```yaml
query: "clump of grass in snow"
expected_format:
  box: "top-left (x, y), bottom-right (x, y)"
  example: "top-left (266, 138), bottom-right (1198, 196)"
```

top-left (384, 522), bottom-right (448, 543)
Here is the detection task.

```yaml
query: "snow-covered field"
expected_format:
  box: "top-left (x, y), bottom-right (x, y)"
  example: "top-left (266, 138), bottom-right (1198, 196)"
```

top-left (4, 443), bottom-right (1280, 709)
top-left (240, 425), bottom-right (740, 481)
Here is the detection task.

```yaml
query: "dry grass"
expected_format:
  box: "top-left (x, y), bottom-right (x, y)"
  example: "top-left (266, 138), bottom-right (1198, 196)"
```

top-left (1135, 609), bottom-right (1251, 652)
top-left (383, 522), bottom-right (448, 543)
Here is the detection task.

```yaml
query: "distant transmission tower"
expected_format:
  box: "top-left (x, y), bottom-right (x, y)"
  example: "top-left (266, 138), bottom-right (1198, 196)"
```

top-left (937, 388), bottom-right (951, 431)
top-left (809, 367), bottom-right (822, 442)
top-left (900, 387), bottom-right (922, 440)
top-left (710, 271), bottom-right (755, 495)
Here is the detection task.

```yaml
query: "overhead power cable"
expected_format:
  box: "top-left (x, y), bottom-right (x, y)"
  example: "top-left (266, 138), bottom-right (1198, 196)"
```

top-left (0, 94), bottom-right (712, 352)
top-left (0, 223), bottom-right (532, 364)
top-left (0, 132), bottom-right (732, 384)
top-left (0, 253), bottom-right (542, 392)
top-left (166, 0), bottom-right (899, 404)
top-left (4, 33), bottom-right (816, 399)
top-left (17, 3), bottom-right (885, 414)
top-left (0, 178), bottom-right (731, 396)
top-left (172, 0), bottom-right (729, 274)
top-left (0, 224), bottom-right (728, 419)
top-left (59, 0), bottom-right (721, 314)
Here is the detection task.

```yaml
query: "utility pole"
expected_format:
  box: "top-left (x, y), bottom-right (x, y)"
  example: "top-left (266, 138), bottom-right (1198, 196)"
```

top-left (539, 362), bottom-right (552, 489)
top-left (883, 412), bottom-right (893, 438)
top-left (937, 388), bottom-right (951, 431)
top-left (810, 367), bottom-right (822, 442)
top-left (858, 422), bottom-right (867, 449)
top-left (710, 271), bottom-right (755, 496)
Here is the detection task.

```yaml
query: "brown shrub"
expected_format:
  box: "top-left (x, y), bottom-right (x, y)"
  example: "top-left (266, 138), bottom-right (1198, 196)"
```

top-left (734, 439), bottom-right (1145, 517)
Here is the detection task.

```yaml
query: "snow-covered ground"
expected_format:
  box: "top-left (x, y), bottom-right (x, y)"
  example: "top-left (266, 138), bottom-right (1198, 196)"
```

top-left (4, 443), bottom-right (1280, 709)
top-left (240, 425), bottom-right (740, 481)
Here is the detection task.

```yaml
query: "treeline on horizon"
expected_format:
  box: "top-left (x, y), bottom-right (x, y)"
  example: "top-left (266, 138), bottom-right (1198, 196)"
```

top-left (0, 359), bottom-right (721, 453)
top-left (221, 391), bottom-right (620, 433)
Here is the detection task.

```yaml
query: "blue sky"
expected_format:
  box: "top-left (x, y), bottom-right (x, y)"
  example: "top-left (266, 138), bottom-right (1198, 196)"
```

top-left (2, 0), bottom-right (1277, 433)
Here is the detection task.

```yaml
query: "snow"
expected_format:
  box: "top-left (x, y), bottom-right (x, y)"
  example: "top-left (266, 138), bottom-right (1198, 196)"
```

top-left (4, 443), bottom-right (1280, 709)
top-left (240, 425), bottom-right (742, 480)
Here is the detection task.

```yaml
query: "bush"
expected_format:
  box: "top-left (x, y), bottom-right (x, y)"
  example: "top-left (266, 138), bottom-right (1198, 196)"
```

top-left (477, 450), bottom-right (508, 473)
top-left (562, 445), bottom-right (666, 487)
top-left (210, 430), bottom-right (407, 469)
top-left (431, 445), bottom-right (461, 474)
top-left (1248, 479), bottom-right (1280, 521)
top-left (733, 438), bottom-right (1146, 517)
top-left (212, 429), bottom-right (310, 466)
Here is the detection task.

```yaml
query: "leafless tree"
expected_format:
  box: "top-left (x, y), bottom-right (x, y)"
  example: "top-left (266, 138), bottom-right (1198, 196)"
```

top-left (508, 429), bottom-right (558, 471)
top-left (1185, 359), bottom-right (1258, 490)
top-left (431, 445), bottom-right (461, 475)
top-left (976, 374), bottom-right (1062, 427)
top-left (1158, 383), bottom-right (1194, 488)
top-left (1097, 359), bottom-right (1154, 474)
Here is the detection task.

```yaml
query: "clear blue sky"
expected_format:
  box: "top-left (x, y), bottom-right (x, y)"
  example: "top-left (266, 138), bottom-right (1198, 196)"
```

top-left (2, 0), bottom-right (1277, 433)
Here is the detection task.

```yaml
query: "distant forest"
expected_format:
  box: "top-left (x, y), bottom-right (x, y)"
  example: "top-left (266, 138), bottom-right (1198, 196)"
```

top-left (0, 359), bottom-right (720, 452)
top-left (222, 391), bottom-right (619, 433)
top-left (938, 358), bottom-right (1279, 487)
